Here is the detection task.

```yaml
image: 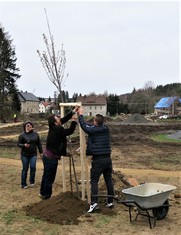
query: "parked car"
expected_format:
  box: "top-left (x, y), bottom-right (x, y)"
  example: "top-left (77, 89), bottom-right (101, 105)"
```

top-left (159, 114), bottom-right (178, 119)
top-left (159, 114), bottom-right (168, 119)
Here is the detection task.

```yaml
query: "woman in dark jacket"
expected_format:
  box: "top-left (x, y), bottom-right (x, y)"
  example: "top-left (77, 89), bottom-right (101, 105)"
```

top-left (17, 121), bottom-right (43, 189)
top-left (39, 108), bottom-right (78, 200)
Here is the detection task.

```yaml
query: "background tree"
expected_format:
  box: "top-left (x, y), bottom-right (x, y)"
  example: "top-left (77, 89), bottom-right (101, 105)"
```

top-left (144, 80), bottom-right (155, 97)
top-left (119, 102), bottom-right (129, 114)
top-left (11, 88), bottom-right (21, 112)
top-left (0, 25), bottom-right (21, 121)
top-left (37, 9), bottom-right (68, 103)
top-left (107, 94), bottom-right (120, 116)
top-left (72, 92), bottom-right (78, 102)
top-left (57, 90), bottom-right (70, 104)
top-left (128, 90), bottom-right (149, 114)
top-left (155, 83), bottom-right (181, 97)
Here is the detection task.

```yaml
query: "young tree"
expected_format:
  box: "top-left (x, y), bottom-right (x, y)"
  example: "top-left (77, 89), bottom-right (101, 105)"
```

top-left (0, 25), bottom-right (21, 121)
top-left (37, 9), bottom-right (68, 102)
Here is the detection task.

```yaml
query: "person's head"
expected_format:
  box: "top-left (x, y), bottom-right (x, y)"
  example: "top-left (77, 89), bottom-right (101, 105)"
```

top-left (94, 114), bottom-right (104, 126)
top-left (23, 121), bottom-right (34, 133)
top-left (48, 114), bottom-right (61, 127)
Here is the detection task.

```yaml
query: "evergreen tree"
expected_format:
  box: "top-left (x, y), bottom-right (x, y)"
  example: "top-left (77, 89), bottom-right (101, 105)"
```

top-left (107, 94), bottom-right (120, 116)
top-left (0, 25), bottom-right (21, 120)
top-left (72, 93), bottom-right (78, 102)
top-left (11, 88), bottom-right (21, 112)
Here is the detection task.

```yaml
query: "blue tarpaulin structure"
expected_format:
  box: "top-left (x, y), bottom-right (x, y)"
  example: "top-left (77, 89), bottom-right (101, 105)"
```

top-left (154, 97), bottom-right (178, 108)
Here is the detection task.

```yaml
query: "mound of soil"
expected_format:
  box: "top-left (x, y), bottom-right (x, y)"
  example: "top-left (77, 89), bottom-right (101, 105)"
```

top-left (122, 113), bottom-right (149, 124)
top-left (24, 171), bottom-right (130, 225)
top-left (25, 191), bottom-right (88, 225)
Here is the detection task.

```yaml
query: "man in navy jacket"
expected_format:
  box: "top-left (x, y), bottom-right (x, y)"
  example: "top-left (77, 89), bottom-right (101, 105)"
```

top-left (78, 107), bottom-right (114, 213)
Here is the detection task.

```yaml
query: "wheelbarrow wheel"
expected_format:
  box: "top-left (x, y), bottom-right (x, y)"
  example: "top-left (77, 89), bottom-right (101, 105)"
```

top-left (152, 200), bottom-right (169, 220)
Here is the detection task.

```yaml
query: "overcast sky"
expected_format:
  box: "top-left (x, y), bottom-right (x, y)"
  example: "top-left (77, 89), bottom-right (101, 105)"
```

top-left (0, 0), bottom-right (180, 98)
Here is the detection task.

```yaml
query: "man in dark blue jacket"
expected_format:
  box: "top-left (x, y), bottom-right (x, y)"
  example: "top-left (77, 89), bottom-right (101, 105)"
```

top-left (78, 107), bottom-right (114, 213)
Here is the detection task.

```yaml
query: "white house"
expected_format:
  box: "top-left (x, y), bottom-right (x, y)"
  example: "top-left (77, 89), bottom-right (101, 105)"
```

top-left (76, 95), bottom-right (107, 116)
top-left (39, 101), bottom-right (51, 113)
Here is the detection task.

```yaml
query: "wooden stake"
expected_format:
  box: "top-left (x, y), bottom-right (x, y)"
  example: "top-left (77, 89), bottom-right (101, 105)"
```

top-left (60, 106), bottom-right (66, 192)
top-left (80, 126), bottom-right (85, 200)
top-left (59, 102), bottom-right (90, 202)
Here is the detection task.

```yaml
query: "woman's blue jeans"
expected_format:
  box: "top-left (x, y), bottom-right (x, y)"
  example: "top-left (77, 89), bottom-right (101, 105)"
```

top-left (21, 155), bottom-right (37, 187)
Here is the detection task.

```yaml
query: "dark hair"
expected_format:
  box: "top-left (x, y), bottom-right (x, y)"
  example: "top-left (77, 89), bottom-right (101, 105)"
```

top-left (48, 114), bottom-right (56, 127)
top-left (23, 121), bottom-right (34, 130)
top-left (94, 114), bottom-right (104, 126)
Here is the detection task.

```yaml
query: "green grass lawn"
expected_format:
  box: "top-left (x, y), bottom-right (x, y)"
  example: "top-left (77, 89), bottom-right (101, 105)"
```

top-left (151, 134), bottom-right (181, 143)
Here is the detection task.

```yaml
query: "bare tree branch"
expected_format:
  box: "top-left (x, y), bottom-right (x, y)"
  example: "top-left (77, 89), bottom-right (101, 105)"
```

top-left (37, 8), bottom-right (68, 102)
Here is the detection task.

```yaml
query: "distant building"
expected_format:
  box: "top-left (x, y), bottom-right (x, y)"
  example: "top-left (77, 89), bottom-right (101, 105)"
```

top-left (39, 101), bottom-right (51, 113)
top-left (18, 91), bottom-right (40, 114)
top-left (154, 97), bottom-right (181, 116)
top-left (76, 95), bottom-right (107, 116)
top-left (42, 98), bottom-right (60, 114)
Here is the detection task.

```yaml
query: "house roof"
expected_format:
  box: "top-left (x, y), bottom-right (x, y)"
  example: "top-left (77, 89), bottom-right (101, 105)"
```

top-left (40, 102), bottom-right (50, 107)
top-left (76, 95), bottom-right (107, 105)
top-left (154, 97), bottom-right (178, 108)
top-left (18, 91), bottom-right (39, 102)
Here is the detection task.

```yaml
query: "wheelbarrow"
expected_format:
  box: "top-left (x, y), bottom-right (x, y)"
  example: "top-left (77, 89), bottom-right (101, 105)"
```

top-left (94, 182), bottom-right (177, 229)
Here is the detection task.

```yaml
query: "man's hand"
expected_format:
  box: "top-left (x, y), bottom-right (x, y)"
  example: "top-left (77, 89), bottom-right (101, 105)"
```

top-left (24, 143), bottom-right (30, 148)
top-left (78, 107), bottom-right (83, 115)
top-left (73, 105), bottom-right (80, 113)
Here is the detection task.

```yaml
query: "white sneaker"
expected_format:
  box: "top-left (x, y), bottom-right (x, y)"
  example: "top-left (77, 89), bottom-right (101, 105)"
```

top-left (87, 203), bottom-right (99, 213)
top-left (38, 194), bottom-right (46, 200)
top-left (22, 185), bottom-right (28, 189)
top-left (29, 184), bottom-right (35, 187)
top-left (105, 202), bottom-right (114, 208)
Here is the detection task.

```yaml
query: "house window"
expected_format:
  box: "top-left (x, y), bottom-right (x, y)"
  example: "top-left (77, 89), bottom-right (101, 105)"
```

top-left (95, 106), bottom-right (97, 110)
top-left (100, 106), bottom-right (102, 110)
top-left (90, 106), bottom-right (92, 110)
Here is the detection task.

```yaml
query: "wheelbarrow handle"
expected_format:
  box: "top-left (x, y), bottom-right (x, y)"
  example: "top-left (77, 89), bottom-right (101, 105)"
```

top-left (92, 195), bottom-right (143, 208)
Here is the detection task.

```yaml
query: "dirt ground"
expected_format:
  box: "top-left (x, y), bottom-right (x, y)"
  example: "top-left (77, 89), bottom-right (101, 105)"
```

top-left (0, 116), bottom-right (181, 235)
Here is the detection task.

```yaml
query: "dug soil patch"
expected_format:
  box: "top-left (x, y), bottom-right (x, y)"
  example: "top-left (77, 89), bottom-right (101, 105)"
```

top-left (23, 171), bottom-right (129, 225)
top-left (24, 191), bottom-right (88, 225)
